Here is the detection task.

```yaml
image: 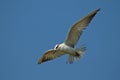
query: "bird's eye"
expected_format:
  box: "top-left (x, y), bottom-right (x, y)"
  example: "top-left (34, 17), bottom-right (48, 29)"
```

top-left (54, 44), bottom-right (59, 49)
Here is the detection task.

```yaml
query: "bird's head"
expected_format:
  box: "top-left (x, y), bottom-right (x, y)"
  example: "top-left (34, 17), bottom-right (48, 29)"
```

top-left (54, 44), bottom-right (60, 50)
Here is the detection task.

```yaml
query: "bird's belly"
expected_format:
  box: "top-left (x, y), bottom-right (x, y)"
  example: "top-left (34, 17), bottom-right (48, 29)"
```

top-left (59, 43), bottom-right (75, 54)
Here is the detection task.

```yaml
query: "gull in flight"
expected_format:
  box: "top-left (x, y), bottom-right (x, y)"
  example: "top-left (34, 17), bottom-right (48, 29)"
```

top-left (38, 8), bottom-right (100, 64)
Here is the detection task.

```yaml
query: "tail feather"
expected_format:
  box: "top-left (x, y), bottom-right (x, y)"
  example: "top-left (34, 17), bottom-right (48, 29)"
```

top-left (67, 46), bottom-right (86, 64)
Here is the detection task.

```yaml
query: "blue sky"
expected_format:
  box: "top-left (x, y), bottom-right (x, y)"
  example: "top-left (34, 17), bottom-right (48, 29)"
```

top-left (0, 0), bottom-right (120, 80)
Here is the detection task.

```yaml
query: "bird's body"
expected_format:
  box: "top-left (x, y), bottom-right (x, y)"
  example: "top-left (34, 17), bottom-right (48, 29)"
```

top-left (38, 8), bottom-right (100, 64)
top-left (55, 43), bottom-right (75, 54)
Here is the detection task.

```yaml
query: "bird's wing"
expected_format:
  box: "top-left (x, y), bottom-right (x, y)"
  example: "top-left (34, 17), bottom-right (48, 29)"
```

top-left (65, 8), bottom-right (100, 47)
top-left (38, 49), bottom-right (64, 64)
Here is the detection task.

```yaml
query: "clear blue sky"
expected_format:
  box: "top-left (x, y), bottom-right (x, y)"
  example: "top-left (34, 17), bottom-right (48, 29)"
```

top-left (0, 0), bottom-right (120, 80)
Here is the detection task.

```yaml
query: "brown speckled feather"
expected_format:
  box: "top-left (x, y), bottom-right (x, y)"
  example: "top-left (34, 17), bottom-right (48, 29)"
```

top-left (38, 50), bottom-right (64, 64)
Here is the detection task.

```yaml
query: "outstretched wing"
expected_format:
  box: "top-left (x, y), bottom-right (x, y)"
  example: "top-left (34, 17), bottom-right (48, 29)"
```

top-left (38, 49), bottom-right (64, 64)
top-left (65, 8), bottom-right (100, 47)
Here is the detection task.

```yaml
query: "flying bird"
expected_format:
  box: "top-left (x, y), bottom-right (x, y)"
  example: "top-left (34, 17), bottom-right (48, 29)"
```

top-left (38, 8), bottom-right (100, 64)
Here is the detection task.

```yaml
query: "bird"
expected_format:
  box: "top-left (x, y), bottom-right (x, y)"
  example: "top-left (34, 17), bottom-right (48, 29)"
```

top-left (38, 8), bottom-right (100, 64)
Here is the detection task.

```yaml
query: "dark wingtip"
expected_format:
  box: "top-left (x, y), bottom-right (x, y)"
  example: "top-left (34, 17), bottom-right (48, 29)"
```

top-left (95, 8), bottom-right (100, 14)
top-left (93, 8), bottom-right (100, 14)
top-left (38, 57), bottom-right (51, 64)
top-left (38, 61), bottom-right (42, 64)
top-left (96, 8), bottom-right (101, 12)
top-left (37, 58), bottom-right (43, 64)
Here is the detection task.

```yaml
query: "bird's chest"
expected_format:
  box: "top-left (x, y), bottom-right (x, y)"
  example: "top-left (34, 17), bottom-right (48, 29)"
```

top-left (58, 43), bottom-right (75, 54)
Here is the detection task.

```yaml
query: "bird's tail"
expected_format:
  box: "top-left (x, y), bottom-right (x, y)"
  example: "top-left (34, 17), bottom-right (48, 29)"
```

top-left (67, 46), bottom-right (86, 64)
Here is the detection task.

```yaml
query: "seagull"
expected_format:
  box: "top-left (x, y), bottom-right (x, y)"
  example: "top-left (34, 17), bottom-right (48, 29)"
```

top-left (38, 8), bottom-right (100, 64)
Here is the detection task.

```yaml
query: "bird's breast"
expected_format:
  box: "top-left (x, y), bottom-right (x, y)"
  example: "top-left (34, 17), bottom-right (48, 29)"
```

top-left (58, 43), bottom-right (75, 54)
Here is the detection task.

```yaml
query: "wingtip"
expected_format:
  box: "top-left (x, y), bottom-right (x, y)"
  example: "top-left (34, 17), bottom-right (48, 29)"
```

top-left (88, 8), bottom-right (100, 17)
top-left (96, 8), bottom-right (101, 12)
top-left (37, 58), bottom-right (43, 64)
top-left (38, 61), bottom-right (42, 64)
top-left (92, 8), bottom-right (100, 14)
